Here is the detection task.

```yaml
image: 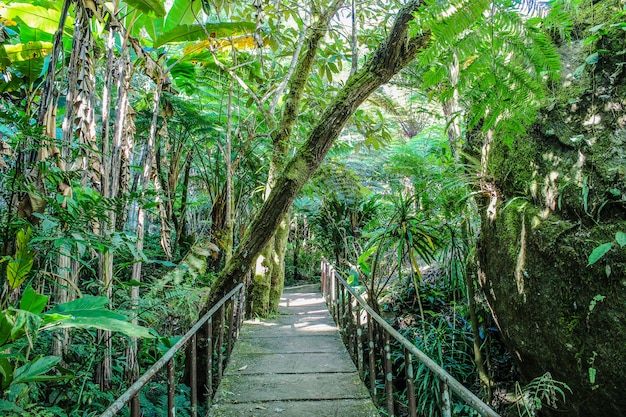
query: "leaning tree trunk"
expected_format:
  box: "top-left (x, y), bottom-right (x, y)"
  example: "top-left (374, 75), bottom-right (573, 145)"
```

top-left (190, 3), bottom-right (428, 396)
top-left (251, 0), bottom-right (344, 316)
top-left (204, 0), bottom-right (428, 312)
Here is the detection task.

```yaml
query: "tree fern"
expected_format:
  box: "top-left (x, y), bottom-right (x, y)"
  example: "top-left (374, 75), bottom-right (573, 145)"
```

top-left (411, 0), bottom-right (564, 150)
top-left (419, 0), bottom-right (493, 50)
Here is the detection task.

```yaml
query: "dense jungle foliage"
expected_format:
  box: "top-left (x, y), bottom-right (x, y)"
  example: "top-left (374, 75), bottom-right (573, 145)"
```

top-left (0, 0), bottom-right (624, 416)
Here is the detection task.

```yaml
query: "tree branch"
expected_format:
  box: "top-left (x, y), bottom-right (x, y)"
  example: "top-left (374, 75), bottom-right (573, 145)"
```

top-left (206, 0), bottom-right (428, 306)
top-left (271, 0), bottom-right (345, 149)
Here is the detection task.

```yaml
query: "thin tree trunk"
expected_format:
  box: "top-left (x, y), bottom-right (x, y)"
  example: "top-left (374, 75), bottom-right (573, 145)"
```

top-left (224, 79), bottom-right (235, 263)
top-left (37, 0), bottom-right (70, 124)
top-left (269, 212), bottom-right (288, 313)
top-left (55, 0), bottom-right (98, 360)
top-left (175, 155), bottom-right (193, 252)
top-left (154, 171), bottom-right (173, 261)
top-left (350, 0), bottom-right (359, 76)
top-left (52, 244), bottom-right (70, 357)
top-left (35, 0), bottom-right (69, 353)
top-left (131, 78), bottom-right (163, 281)
top-left (442, 51), bottom-right (462, 159)
top-left (462, 220), bottom-right (494, 399)
top-left (127, 78), bottom-right (162, 384)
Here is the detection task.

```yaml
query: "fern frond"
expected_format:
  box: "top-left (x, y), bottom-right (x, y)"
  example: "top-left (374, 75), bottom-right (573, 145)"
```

top-left (427, 0), bottom-right (492, 49)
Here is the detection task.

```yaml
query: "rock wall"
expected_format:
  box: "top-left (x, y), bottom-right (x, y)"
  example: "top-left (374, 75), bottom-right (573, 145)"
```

top-left (476, 1), bottom-right (626, 415)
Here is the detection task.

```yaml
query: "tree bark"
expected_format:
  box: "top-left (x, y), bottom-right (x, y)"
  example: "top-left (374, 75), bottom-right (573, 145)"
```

top-left (250, 0), bottom-right (345, 316)
top-left (204, 0), bottom-right (428, 310)
top-left (269, 212), bottom-right (289, 313)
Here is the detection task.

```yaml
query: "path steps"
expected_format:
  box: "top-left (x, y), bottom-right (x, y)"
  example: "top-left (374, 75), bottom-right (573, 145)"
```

top-left (209, 284), bottom-right (379, 417)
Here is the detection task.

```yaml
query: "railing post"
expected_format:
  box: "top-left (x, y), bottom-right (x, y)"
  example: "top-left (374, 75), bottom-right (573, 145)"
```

top-left (384, 332), bottom-right (394, 417)
top-left (338, 280), bottom-right (344, 327)
top-left (130, 395), bottom-right (140, 417)
top-left (324, 260), bottom-right (329, 297)
top-left (321, 259), bottom-right (326, 297)
top-left (405, 349), bottom-right (417, 417)
top-left (331, 268), bottom-right (338, 320)
top-left (356, 305), bottom-right (364, 379)
top-left (216, 304), bottom-right (225, 386)
top-left (227, 298), bottom-right (236, 356)
top-left (168, 358), bottom-right (175, 417)
top-left (190, 333), bottom-right (197, 417)
top-left (367, 312), bottom-right (377, 401)
top-left (347, 292), bottom-right (354, 353)
top-left (236, 287), bottom-right (245, 334)
top-left (441, 381), bottom-right (452, 417)
top-left (206, 317), bottom-right (213, 401)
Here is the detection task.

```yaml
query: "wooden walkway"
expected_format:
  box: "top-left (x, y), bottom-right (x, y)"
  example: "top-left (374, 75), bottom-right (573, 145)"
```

top-left (209, 284), bottom-right (379, 417)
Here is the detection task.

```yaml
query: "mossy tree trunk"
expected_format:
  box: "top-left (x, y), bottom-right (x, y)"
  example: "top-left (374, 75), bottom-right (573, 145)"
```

top-left (269, 212), bottom-right (289, 313)
top-left (192, 3), bottom-right (428, 396)
top-left (203, 0), bottom-right (429, 312)
top-left (250, 0), bottom-right (344, 316)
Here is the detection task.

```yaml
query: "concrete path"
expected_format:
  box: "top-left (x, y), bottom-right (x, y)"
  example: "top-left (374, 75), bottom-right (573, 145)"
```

top-left (209, 284), bottom-right (379, 417)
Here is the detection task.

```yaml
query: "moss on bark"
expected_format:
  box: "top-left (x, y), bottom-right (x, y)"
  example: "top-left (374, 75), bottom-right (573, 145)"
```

top-left (204, 0), bottom-right (428, 312)
top-left (476, 3), bottom-right (626, 414)
top-left (269, 214), bottom-right (289, 314)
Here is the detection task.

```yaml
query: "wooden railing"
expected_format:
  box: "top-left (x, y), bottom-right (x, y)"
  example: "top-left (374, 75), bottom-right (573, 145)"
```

top-left (321, 258), bottom-right (500, 417)
top-left (100, 283), bottom-right (246, 417)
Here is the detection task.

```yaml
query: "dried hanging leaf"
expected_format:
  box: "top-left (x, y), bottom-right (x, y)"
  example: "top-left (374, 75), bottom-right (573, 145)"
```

top-left (18, 192), bottom-right (46, 225)
top-left (0, 139), bottom-right (11, 168)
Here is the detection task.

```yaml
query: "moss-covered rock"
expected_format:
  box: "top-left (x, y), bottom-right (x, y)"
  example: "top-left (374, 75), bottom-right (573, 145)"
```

top-left (476, 1), bottom-right (626, 415)
top-left (479, 203), bottom-right (626, 416)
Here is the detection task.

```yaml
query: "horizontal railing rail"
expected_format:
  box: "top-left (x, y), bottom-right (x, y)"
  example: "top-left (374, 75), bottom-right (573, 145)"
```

top-left (321, 258), bottom-right (500, 417)
top-left (101, 283), bottom-right (246, 417)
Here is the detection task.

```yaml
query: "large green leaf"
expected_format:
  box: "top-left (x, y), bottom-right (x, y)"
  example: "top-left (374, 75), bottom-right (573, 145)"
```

top-left (6, 228), bottom-right (35, 289)
top-left (0, 311), bottom-right (12, 346)
top-left (0, 46), bottom-right (11, 71)
top-left (169, 60), bottom-right (196, 93)
top-left (12, 356), bottom-right (66, 384)
top-left (164, 0), bottom-right (202, 33)
top-left (616, 231), bottom-right (626, 248)
top-left (0, 400), bottom-right (24, 413)
top-left (19, 23), bottom-right (54, 45)
top-left (6, 256), bottom-right (33, 290)
top-left (39, 312), bottom-right (72, 327)
top-left (11, 309), bottom-right (42, 346)
top-left (51, 310), bottom-right (153, 338)
top-left (125, 0), bottom-right (166, 18)
top-left (19, 286), bottom-right (48, 315)
top-left (46, 296), bottom-right (153, 338)
top-left (131, 13), bottom-right (164, 42)
top-left (154, 22), bottom-right (255, 48)
top-left (588, 242), bottom-right (612, 266)
top-left (0, 3), bottom-right (73, 34)
top-left (0, 357), bottom-right (13, 389)
top-left (47, 295), bottom-right (109, 314)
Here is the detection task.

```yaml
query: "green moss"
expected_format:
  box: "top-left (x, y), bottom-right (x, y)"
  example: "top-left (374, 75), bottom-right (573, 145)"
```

top-left (490, 135), bottom-right (540, 196)
top-left (576, 0), bottom-right (624, 31)
top-left (499, 200), bottom-right (526, 259)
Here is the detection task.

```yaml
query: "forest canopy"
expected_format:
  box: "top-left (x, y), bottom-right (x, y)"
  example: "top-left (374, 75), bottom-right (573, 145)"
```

top-left (0, 0), bottom-right (625, 416)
